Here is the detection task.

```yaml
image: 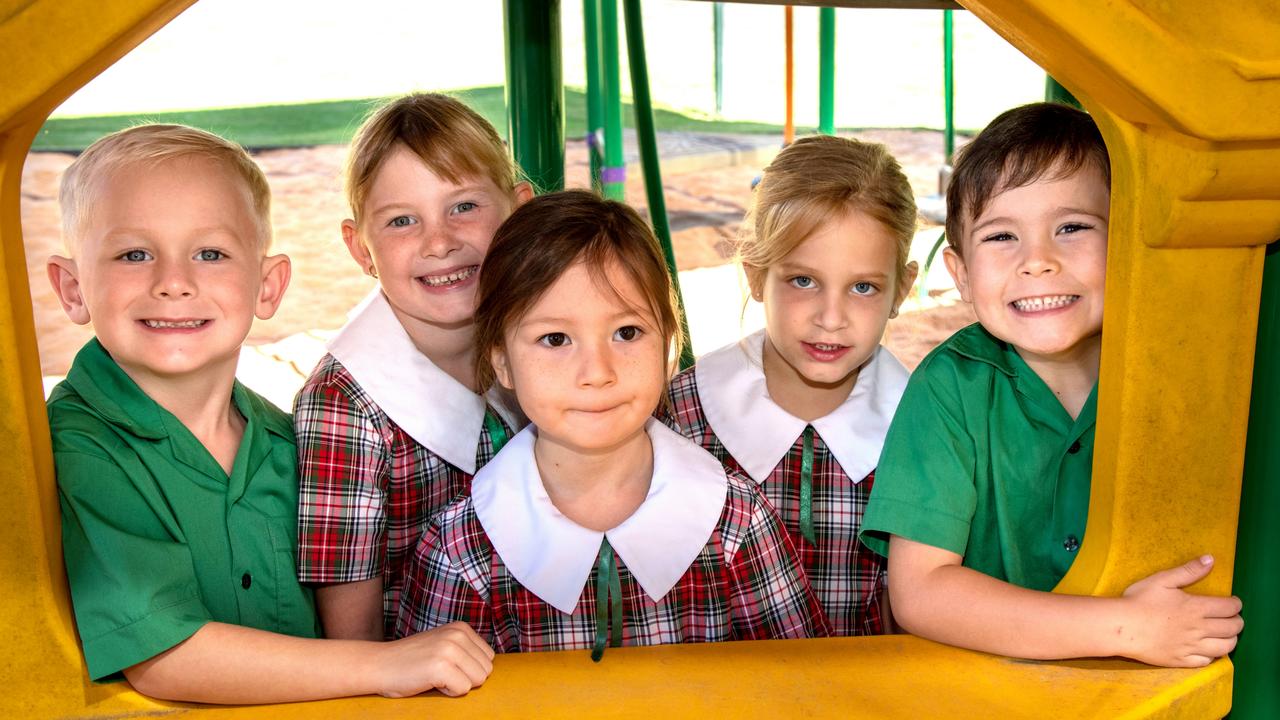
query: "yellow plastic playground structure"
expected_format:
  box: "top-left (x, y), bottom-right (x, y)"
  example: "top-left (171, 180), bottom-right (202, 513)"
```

top-left (1, 0), bottom-right (1278, 717)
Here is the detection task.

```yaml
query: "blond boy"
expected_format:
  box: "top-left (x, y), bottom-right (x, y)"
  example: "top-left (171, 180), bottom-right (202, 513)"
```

top-left (861, 104), bottom-right (1243, 667)
top-left (46, 124), bottom-right (492, 703)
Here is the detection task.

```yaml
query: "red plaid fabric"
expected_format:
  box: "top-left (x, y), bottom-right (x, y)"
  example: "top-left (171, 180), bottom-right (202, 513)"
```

top-left (294, 354), bottom-right (509, 638)
top-left (664, 366), bottom-right (887, 636)
top-left (394, 471), bottom-right (831, 651)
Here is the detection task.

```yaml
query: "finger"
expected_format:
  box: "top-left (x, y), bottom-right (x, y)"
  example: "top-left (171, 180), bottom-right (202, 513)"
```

top-left (454, 646), bottom-right (493, 687)
top-left (1180, 654), bottom-right (1214, 669)
top-left (1199, 615), bottom-right (1244, 639)
top-left (1192, 636), bottom-right (1238, 659)
top-left (450, 621), bottom-right (497, 659)
top-left (1155, 555), bottom-right (1214, 589)
top-left (1196, 594), bottom-right (1244, 619)
top-left (435, 667), bottom-right (471, 698)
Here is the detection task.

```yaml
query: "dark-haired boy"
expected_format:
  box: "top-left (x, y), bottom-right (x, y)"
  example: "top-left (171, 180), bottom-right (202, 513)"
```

top-left (861, 103), bottom-right (1242, 667)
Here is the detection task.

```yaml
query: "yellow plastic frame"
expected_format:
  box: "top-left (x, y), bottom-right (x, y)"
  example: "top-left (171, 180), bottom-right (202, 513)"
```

top-left (2, 1), bottom-right (1277, 716)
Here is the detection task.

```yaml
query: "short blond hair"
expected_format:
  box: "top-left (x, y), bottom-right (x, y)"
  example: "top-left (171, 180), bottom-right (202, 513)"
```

top-left (739, 135), bottom-right (917, 292)
top-left (59, 124), bottom-right (272, 252)
top-left (345, 93), bottom-right (520, 222)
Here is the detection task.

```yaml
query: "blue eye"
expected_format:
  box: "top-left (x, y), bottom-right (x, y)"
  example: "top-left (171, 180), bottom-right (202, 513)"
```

top-left (538, 332), bottom-right (570, 348)
top-left (613, 326), bottom-right (642, 342)
top-left (453, 201), bottom-right (478, 214)
top-left (852, 282), bottom-right (877, 296)
top-left (119, 249), bottom-right (151, 262)
top-left (389, 216), bottom-right (416, 228)
top-left (196, 249), bottom-right (224, 261)
top-left (789, 276), bottom-right (816, 289)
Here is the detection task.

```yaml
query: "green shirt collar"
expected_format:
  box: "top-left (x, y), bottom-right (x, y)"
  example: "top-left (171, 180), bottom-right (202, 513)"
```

top-left (944, 323), bottom-right (1098, 430)
top-left (63, 337), bottom-right (293, 452)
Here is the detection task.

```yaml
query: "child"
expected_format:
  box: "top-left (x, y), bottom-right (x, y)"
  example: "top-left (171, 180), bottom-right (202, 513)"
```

top-left (47, 124), bottom-right (493, 702)
top-left (295, 93), bottom-right (531, 641)
top-left (667, 135), bottom-right (918, 636)
top-left (860, 103), bottom-right (1244, 667)
top-left (395, 190), bottom-right (830, 656)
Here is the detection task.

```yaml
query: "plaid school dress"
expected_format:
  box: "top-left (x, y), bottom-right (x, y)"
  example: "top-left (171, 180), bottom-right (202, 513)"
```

top-left (395, 420), bottom-right (830, 655)
top-left (666, 331), bottom-right (909, 636)
top-left (294, 290), bottom-right (520, 638)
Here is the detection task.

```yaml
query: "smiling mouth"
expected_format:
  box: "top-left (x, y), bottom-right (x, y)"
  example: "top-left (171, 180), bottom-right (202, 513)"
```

top-left (1011, 295), bottom-right (1080, 312)
top-left (809, 342), bottom-right (846, 352)
top-left (142, 319), bottom-right (208, 329)
top-left (419, 265), bottom-right (478, 288)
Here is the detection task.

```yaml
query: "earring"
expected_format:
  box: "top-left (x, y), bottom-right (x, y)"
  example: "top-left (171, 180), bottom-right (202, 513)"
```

top-left (368, 264), bottom-right (379, 279)
top-left (889, 307), bottom-right (899, 319)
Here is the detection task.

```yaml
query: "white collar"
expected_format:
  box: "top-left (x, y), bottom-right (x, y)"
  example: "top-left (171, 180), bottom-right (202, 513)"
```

top-left (694, 330), bottom-right (909, 484)
top-left (327, 289), bottom-right (519, 474)
top-left (472, 419), bottom-right (728, 614)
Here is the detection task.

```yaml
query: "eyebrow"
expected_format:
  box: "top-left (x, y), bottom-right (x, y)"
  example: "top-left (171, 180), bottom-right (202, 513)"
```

top-left (776, 263), bottom-right (891, 282)
top-left (522, 308), bottom-right (647, 328)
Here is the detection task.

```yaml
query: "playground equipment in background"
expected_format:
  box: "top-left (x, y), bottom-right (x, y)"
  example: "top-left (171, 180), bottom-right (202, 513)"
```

top-left (1, 0), bottom-right (1278, 717)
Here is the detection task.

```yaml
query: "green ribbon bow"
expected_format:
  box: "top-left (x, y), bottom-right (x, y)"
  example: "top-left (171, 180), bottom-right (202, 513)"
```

top-left (591, 538), bottom-right (624, 662)
top-left (799, 425), bottom-right (816, 546)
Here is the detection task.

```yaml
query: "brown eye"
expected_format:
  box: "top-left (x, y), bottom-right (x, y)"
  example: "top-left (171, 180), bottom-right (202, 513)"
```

top-left (613, 326), bottom-right (642, 342)
top-left (538, 332), bottom-right (570, 348)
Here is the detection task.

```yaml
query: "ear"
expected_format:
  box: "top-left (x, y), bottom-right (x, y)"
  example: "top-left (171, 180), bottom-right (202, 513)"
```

top-left (743, 263), bottom-right (765, 302)
top-left (341, 219), bottom-right (375, 277)
top-left (255, 253), bottom-right (292, 320)
top-left (490, 344), bottom-right (514, 390)
top-left (941, 247), bottom-right (972, 303)
top-left (512, 181), bottom-right (534, 208)
top-left (892, 260), bottom-right (920, 313)
top-left (47, 255), bottom-right (91, 325)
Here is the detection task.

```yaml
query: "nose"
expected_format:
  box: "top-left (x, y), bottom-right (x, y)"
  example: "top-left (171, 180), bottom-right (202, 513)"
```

top-left (418, 216), bottom-right (463, 260)
top-left (152, 257), bottom-right (196, 299)
top-left (1019, 236), bottom-right (1061, 277)
top-left (577, 338), bottom-right (618, 388)
top-left (814, 289), bottom-right (849, 332)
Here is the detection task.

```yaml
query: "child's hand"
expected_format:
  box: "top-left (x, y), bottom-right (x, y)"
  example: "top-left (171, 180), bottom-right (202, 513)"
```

top-left (1119, 555), bottom-right (1243, 667)
top-left (377, 622), bottom-right (496, 698)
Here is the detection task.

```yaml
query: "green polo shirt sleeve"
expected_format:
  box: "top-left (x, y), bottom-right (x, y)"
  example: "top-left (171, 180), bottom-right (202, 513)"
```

top-left (861, 348), bottom-right (976, 558)
top-left (56, 449), bottom-right (213, 680)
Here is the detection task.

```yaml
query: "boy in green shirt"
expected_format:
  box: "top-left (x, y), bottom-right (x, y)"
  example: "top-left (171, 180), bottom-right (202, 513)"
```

top-left (861, 103), bottom-right (1243, 667)
top-left (46, 124), bottom-right (494, 703)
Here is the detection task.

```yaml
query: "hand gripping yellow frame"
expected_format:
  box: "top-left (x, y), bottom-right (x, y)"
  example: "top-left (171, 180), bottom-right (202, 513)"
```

top-left (1, 1), bottom-right (1276, 717)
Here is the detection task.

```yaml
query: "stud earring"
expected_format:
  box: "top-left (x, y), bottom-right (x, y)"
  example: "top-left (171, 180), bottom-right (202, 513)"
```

top-left (368, 264), bottom-right (379, 279)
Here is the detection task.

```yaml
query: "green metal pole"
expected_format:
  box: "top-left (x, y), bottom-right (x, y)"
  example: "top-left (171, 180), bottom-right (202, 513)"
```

top-left (503, 0), bottom-right (565, 192)
top-left (943, 8), bottom-right (955, 164)
top-left (1232, 240), bottom-right (1280, 719)
top-left (818, 6), bottom-right (836, 135)
top-left (584, 0), bottom-right (605, 192)
top-left (1045, 75), bottom-right (1082, 109)
top-left (621, 0), bottom-right (694, 369)
top-left (713, 2), bottom-right (725, 116)
top-left (600, 0), bottom-right (626, 202)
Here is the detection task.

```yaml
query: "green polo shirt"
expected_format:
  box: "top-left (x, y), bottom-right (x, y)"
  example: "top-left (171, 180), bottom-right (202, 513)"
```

top-left (49, 339), bottom-right (319, 681)
top-left (860, 323), bottom-right (1096, 592)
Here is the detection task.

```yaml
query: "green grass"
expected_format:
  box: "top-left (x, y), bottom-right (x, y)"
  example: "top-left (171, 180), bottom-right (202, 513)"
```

top-left (33, 85), bottom-right (794, 153)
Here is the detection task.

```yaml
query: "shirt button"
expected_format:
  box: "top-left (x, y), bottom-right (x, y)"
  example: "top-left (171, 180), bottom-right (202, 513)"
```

top-left (1068, 440), bottom-right (1082, 454)
top-left (1063, 535), bottom-right (1080, 552)
top-left (241, 572), bottom-right (252, 589)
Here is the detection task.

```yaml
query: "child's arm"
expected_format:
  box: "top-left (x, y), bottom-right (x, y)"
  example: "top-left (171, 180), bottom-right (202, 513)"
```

top-left (314, 578), bottom-right (384, 641)
top-left (123, 620), bottom-right (493, 703)
top-left (888, 536), bottom-right (1243, 667)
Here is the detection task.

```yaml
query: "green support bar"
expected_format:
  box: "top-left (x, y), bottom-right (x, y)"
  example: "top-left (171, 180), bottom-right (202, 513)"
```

top-left (621, 0), bottom-right (695, 370)
top-left (713, 2), bottom-right (725, 116)
top-left (503, 0), bottom-right (565, 192)
top-left (600, 0), bottom-right (626, 202)
top-left (943, 8), bottom-right (955, 163)
top-left (1233, 240), bottom-right (1280, 719)
top-left (1045, 75), bottom-right (1082, 109)
top-left (584, 0), bottom-right (605, 192)
top-left (818, 6), bottom-right (836, 135)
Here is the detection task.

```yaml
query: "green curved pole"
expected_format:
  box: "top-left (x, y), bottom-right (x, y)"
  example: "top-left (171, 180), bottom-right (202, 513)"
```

top-left (503, 0), bottom-right (564, 192)
top-left (818, 7), bottom-right (836, 135)
top-left (943, 8), bottom-right (955, 163)
top-left (621, 0), bottom-right (694, 369)
top-left (584, 0), bottom-right (604, 192)
top-left (1045, 75), bottom-right (1082, 109)
top-left (713, 2), bottom-right (725, 116)
top-left (1233, 240), bottom-right (1280, 719)
top-left (600, 0), bottom-right (625, 202)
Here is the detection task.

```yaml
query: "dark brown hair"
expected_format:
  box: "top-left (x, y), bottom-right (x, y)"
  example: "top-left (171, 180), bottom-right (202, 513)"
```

top-left (473, 189), bottom-right (683, 393)
top-left (345, 93), bottom-right (520, 221)
top-left (945, 102), bottom-right (1110, 255)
